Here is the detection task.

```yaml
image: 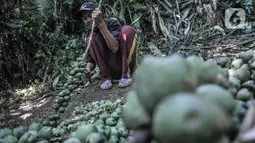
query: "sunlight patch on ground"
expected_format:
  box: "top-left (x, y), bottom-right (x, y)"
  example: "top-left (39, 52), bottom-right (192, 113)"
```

top-left (20, 113), bottom-right (32, 120)
top-left (19, 98), bottom-right (50, 111)
top-left (35, 98), bottom-right (48, 108)
top-left (10, 112), bottom-right (21, 116)
top-left (7, 97), bottom-right (51, 121)
top-left (19, 101), bottom-right (33, 111)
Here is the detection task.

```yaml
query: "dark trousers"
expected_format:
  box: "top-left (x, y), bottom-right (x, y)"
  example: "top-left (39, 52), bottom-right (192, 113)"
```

top-left (88, 25), bottom-right (138, 81)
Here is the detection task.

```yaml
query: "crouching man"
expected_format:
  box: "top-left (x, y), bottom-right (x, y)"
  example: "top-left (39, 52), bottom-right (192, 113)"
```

top-left (78, 2), bottom-right (138, 90)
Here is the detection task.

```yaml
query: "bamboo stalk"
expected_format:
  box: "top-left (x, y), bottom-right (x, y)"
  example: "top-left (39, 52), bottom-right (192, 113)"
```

top-left (83, 0), bottom-right (104, 59)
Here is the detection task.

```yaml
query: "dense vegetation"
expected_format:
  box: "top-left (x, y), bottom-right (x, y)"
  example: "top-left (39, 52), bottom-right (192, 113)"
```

top-left (2, 0), bottom-right (253, 92)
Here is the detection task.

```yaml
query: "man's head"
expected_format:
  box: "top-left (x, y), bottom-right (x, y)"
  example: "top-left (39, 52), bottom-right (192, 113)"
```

top-left (78, 2), bottom-right (97, 25)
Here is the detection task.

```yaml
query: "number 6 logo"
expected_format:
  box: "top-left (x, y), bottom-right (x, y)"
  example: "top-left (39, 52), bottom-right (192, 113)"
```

top-left (225, 8), bottom-right (246, 29)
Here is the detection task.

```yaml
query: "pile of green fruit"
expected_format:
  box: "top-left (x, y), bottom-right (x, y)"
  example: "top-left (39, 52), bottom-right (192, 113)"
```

top-left (0, 100), bottom-right (129, 143)
top-left (0, 122), bottom-right (53, 143)
top-left (60, 100), bottom-right (130, 143)
top-left (217, 50), bottom-right (255, 135)
top-left (54, 56), bottom-right (87, 113)
top-left (121, 52), bottom-right (255, 143)
top-left (41, 114), bottom-right (62, 128)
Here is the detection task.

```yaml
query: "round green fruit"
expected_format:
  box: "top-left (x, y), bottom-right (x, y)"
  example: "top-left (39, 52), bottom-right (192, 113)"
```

top-left (38, 126), bottom-right (53, 139)
top-left (3, 135), bottom-right (18, 143)
top-left (152, 92), bottom-right (231, 143)
top-left (195, 84), bottom-right (235, 115)
top-left (72, 124), bottom-right (98, 142)
top-left (85, 132), bottom-right (107, 143)
top-left (0, 128), bottom-right (12, 138)
top-left (106, 118), bottom-right (117, 126)
top-left (13, 126), bottom-right (27, 139)
top-left (108, 136), bottom-right (119, 143)
top-left (236, 88), bottom-right (253, 101)
top-left (122, 91), bottom-right (150, 129)
top-left (134, 54), bottom-right (196, 113)
top-left (63, 138), bottom-right (81, 143)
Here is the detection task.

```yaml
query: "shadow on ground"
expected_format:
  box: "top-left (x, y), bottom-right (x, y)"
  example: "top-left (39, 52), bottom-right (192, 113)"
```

top-left (1, 82), bottom-right (133, 129)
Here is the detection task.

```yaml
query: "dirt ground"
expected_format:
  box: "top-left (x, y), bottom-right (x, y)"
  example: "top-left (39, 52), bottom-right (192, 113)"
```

top-left (1, 81), bottom-right (133, 129)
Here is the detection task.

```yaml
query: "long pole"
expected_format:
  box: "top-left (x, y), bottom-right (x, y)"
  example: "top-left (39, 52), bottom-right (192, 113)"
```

top-left (83, 0), bottom-right (104, 59)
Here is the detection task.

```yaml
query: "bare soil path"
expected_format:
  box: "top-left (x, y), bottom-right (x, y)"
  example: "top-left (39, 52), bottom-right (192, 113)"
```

top-left (1, 81), bottom-right (133, 129)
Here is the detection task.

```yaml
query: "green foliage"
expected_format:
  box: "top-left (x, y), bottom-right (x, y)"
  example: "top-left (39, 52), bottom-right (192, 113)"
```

top-left (36, 0), bottom-right (55, 18)
top-left (0, 0), bottom-right (146, 91)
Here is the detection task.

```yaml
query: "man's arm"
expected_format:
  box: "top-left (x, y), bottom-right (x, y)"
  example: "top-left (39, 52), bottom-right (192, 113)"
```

top-left (92, 8), bottom-right (120, 53)
top-left (98, 23), bottom-right (119, 53)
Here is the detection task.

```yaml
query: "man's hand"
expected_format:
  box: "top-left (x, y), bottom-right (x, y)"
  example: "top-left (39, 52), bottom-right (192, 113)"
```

top-left (91, 8), bottom-right (119, 53)
top-left (92, 8), bottom-right (104, 26)
top-left (84, 62), bottom-right (95, 82)
top-left (84, 68), bottom-right (91, 80)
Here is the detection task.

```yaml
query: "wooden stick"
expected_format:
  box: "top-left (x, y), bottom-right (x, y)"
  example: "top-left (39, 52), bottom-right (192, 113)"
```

top-left (83, 0), bottom-right (104, 59)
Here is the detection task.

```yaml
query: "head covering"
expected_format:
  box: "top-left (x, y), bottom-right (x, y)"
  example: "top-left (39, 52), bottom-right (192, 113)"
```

top-left (78, 2), bottom-right (97, 14)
